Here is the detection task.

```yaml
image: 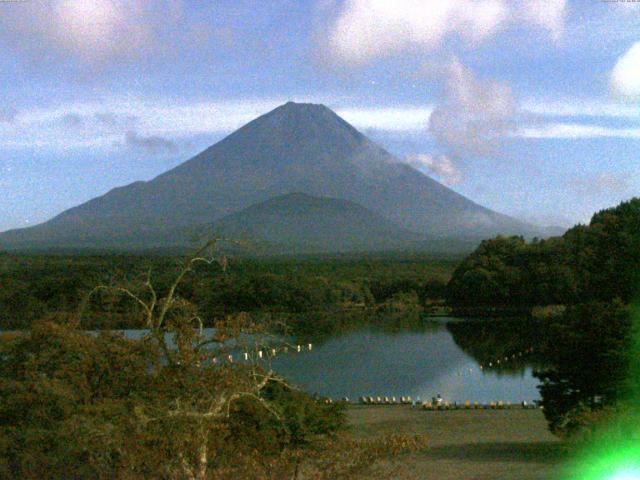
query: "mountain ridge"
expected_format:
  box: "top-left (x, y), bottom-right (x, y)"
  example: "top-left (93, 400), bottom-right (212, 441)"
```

top-left (0, 101), bottom-right (543, 251)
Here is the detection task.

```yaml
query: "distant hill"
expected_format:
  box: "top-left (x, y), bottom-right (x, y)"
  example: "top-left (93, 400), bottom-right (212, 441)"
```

top-left (0, 101), bottom-right (543, 252)
top-left (206, 193), bottom-right (421, 253)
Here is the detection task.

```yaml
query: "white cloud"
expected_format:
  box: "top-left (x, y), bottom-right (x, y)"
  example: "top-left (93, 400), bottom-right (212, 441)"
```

top-left (571, 172), bottom-right (632, 196)
top-left (336, 106), bottom-right (432, 132)
top-left (404, 153), bottom-right (462, 185)
top-left (2, 96), bottom-right (640, 153)
top-left (326, 0), bottom-right (566, 64)
top-left (0, 0), bottom-right (153, 66)
top-left (517, 0), bottom-right (566, 41)
top-left (0, 98), bottom-right (286, 151)
top-left (523, 99), bottom-right (640, 118)
top-left (429, 58), bottom-right (516, 158)
top-left (0, 0), bottom-right (223, 70)
top-left (610, 41), bottom-right (640, 99)
top-left (518, 123), bottom-right (640, 139)
top-left (0, 98), bottom-right (435, 151)
top-left (124, 130), bottom-right (177, 154)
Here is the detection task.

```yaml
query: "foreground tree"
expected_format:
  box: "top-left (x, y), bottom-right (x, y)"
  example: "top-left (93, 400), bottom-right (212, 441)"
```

top-left (0, 241), bottom-right (342, 478)
top-left (0, 240), bottom-right (426, 479)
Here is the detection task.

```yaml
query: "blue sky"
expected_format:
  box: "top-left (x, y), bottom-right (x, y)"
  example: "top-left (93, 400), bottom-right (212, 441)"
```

top-left (0, 0), bottom-right (639, 231)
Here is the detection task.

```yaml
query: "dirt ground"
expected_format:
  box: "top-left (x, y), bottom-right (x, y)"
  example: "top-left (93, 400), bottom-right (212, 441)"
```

top-left (347, 405), bottom-right (567, 480)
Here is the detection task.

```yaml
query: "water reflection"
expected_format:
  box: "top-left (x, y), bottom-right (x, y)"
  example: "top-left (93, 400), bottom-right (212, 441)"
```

top-left (271, 318), bottom-right (546, 403)
top-left (113, 317), bottom-right (548, 403)
top-left (446, 318), bottom-right (550, 374)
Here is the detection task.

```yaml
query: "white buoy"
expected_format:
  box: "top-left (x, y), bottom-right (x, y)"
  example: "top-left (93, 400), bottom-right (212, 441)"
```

top-left (228, 354), bottom-right (233, 362)
top-left (308, 343), bottom-right (312, 351)
top-left (258, 350), bottom-right (263, 359)
top-left (271, 348), bottom-right (276, 356)
top-left (244, 352), bottom-right (249, 360)
top-left (297, 345), bottom-right (301, 352)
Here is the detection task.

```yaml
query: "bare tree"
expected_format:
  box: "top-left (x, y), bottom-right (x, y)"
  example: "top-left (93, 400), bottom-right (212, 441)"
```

top-left (79, 239), bottom-right (292, 479)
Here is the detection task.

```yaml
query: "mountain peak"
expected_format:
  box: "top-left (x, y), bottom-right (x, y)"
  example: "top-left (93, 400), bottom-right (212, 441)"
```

top-left (280, 100), bottom-right (329, 110)
top-left (267, 101), bottom-right (339, 123)
top-left (220, 100), bottom-right (366, 154)
top-left (0, 101), bottom-right (540, 251)
top-left (283, 100), bottom-right (317, 106)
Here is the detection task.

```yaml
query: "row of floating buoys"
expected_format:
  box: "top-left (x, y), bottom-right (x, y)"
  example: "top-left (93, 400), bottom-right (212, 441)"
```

top-left (340, 397), bottom-right (541, 409)
top-left (444, 347), bottom-right (537, 381)
top-left (212, 343), bottom-right (312, 363)
top-left (421, 400), bottom-right (539, 410)
top-left (478, 347), bottom-right (535, 371)
top-left (323, 397), bottom-right (350, 404)
top-left (359, 396), bottom-right (416, 405)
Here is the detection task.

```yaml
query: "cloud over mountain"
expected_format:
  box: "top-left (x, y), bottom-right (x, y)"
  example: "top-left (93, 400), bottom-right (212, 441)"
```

top-left (404, 154), bottom-right (461, 185)
top-left (124, 130), bottom-right (177, 154)
top-left (428, 58), bottom-right (517, 160)
top-left (326, 0), bottom-right (566, 64)
top-left (611, 41), bottom-right (640, 99)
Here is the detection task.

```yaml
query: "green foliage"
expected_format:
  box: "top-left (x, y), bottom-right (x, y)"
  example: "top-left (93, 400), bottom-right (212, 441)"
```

top-left (0, 253), bottom-right (455, 332)
top-left (563, 198), bottom-right (640, 303)
top-left (447, 198), bottom-right (640, 310)
top-left (0, 321), bottom-right (154, 478)
top-left (448, 199), bottom-right (640, 440)
top-left (534, 301), bottom-right (633, 437)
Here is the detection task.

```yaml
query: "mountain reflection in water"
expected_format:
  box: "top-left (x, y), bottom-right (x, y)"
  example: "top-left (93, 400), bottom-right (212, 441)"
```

top-left (270, 318), bottom-right (546, 403)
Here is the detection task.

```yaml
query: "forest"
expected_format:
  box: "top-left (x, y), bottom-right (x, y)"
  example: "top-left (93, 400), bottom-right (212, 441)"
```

top-left (447, 198), bottom-right (640, 312)
top-left (0, 252), bottom-right (455, 333)
top-left (1, 198), bottom-right (640, 476)
top-left (445, 198), bottom-right (640, 441)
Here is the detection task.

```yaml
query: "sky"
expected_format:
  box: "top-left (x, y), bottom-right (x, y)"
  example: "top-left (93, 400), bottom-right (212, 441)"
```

top-left (0, 0), bottom-right (639, 232)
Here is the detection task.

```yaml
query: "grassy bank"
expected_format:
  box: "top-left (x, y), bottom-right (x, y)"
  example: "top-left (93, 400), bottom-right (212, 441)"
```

top-left (347, 405), bottom-right (566, 480)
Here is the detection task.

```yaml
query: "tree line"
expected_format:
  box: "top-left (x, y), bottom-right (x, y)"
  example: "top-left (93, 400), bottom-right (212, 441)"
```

top-left (447, 198), bottom-right (640, 440)
top-left (0, 253), bottom-right (454, 332)
top-left (447, 198), bottom-right (640, 311)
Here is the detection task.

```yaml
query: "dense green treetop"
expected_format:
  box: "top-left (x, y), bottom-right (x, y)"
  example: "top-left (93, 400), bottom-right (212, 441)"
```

top-left (447, 198), bottom-right (640, 310)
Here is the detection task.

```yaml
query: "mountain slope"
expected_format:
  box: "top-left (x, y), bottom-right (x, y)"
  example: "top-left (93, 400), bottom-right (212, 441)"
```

top-left (208, 192), bottom-right (423, 253)
top-left (0, 101), bottom-right (538, 251)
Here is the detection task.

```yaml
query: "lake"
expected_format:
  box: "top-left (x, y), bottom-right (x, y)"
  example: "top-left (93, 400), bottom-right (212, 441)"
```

top-left (116, 318), bottom-right (542, 404)
top-left (270, 321), bottom-right (541, 403)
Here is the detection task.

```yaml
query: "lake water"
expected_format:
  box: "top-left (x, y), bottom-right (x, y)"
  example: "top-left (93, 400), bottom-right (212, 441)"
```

top-left (116, 319), bottom-right (541, 404)
top-left (269, 323), bottom-right (540, 403)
